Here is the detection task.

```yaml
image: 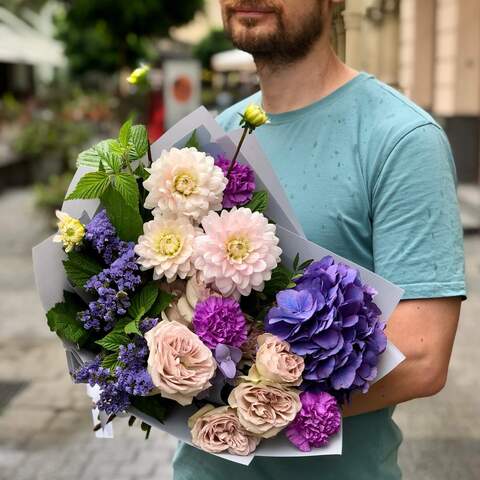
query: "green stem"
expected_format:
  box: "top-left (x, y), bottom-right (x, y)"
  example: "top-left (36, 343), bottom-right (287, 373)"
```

top-left (227, 127), bottom-right (249, 176)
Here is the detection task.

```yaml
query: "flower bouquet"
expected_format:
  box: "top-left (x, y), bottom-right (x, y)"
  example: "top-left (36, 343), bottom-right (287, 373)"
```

top-left (33, 106), bottom-right (404, 465)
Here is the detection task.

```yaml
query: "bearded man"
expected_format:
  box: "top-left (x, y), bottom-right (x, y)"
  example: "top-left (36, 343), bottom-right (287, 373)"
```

top-left (173, 1), bottom-right (466, 479)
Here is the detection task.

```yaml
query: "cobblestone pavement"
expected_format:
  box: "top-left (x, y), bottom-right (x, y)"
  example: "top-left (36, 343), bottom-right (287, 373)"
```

top-left (0, 188), bottom-right (479, 480)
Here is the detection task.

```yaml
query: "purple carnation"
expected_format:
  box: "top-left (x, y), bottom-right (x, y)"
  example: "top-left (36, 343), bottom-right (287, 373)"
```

top-left (265, 256), bottom-right (386, 402)
top-left (286, 391), bottom-right (341, 452)
top-left (193, 296), bottom-right (248, 349)
top-left (215, 155), bottom-right (255, 209)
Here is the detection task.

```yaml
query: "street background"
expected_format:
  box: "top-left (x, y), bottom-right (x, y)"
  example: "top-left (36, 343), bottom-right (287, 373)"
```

top-left (1, 1), bottom-right (479, 479)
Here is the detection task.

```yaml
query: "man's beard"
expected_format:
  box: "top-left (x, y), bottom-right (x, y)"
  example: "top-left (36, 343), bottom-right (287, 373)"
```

top-left (224, 1), bottom-right (325, 65)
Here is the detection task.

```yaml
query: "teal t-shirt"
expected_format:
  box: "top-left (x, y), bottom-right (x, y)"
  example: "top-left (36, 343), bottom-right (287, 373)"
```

top-left (173, 73), bottom-right (466, 479)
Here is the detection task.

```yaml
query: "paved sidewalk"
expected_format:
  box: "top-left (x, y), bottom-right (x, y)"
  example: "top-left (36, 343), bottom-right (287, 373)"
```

top-left (0, 188), bottom-right (479, 480)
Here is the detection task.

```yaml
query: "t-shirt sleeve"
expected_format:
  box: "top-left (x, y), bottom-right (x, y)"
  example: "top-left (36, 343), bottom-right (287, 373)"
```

top-left (372, 123), bottom-right (466, 300)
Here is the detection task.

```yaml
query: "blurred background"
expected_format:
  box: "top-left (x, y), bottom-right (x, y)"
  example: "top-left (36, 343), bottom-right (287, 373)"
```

top-left (0, 1), bottom-right (478, 479)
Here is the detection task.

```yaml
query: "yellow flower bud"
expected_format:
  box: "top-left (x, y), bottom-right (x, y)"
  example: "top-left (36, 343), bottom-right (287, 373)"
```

top-left (127, 64), bottom-right (151, 85)
top-left (241, 103), bottom-right (269, 130)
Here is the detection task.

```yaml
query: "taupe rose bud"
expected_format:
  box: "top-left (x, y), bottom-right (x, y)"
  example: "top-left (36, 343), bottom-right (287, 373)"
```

top-left (255, 333), bottom-right (305, 386)
top-left (228, 381), bottom-right (301, 438)
top-left (145, 320), bottom-right (216, 405)
top-left (189, 405), bottom-right (260, 456)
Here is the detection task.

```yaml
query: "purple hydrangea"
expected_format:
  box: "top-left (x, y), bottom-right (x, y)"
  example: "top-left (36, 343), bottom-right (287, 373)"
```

top-left (265, 256), bottom-right (386, 402)
top-left (80, 244), bottom-right (141, 332)
top-left (215, 155), bottom-right (255, 209)
top-left (85, 210), bottom-right (130, 264)
top-left (286, 391), bottom-right (341, 451)
top-left (193, 296), bottom-right (248, 349)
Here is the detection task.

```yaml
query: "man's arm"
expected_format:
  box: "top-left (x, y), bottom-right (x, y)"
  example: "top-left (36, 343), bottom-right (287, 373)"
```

top-left (343, 297), bottom-right (461, 417)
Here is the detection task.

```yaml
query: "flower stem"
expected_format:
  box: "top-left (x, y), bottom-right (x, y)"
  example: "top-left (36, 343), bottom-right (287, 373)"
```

top-left (227, 127), bottom-right (248, 176)
top-left (147, 141), bottom-right (153, 166)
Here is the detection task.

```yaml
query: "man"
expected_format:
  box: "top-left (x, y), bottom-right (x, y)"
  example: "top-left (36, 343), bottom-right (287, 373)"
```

top-left (173, 1), bottom-right (466, 478)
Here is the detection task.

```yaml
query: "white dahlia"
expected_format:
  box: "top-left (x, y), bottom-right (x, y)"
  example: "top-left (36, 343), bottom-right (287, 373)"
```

top-left (143, 147), bottom-right (228, 221)
top-left (194, 208), bottom-right (282, 297)
top-left (135, 214), bottom-right (200, 282)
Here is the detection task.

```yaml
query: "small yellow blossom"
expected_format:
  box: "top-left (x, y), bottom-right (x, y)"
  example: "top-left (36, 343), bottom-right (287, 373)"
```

top-left (241, 103), bottom-right (269, 131)
top-left (53, 210), bottom-right (85, 253)
top-left (127, 64), bottom-right (151, 85)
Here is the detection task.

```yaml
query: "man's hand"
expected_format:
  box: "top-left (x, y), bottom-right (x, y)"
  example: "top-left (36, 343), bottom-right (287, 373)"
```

top-left (342, 297), bottom-right (461, 417)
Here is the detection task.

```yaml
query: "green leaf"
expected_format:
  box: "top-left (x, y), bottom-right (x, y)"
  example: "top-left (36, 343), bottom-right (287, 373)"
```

top-left (77, 139), bottom-right (116, 168)
top-left (66, 171), bottom-right (110, 200)
top-left (46, 291), bottom-right (89, 346)
top-left (101, 185), bottom-right (143, 242)
top-left (99, 150), bottom-right (123, 173)
top-left (101, 352), bottom-right (122, 371)
top-left (113, 173), bottom-right (140, 209)
top-left (124, 319), bottom-right (141, 336)
top-left (148, 290), bottom-right (173, 316)
top-left (110, 318), bottom-right (131, 334)
top-left (134, 163), bottom-right (150, 180)
top-left (63, 251), bottom-right (103, 289)
top-left (130, 395), bottom-right (174, 424)
top-left (128, 283), bottom-right (159, 321)
top-left (185, 130), bottom-right (200, 149)
top-left (298, 259), bottom-right (314, 271)
top-left (244, 191), bottom-right (269, 213)
top-left (262, 264), bottom-right (294, 298)
top-left (96, 330), bottom-right (130, 351)
top-left (129, 125), bottom-right (148, 159)
top-left (293, 253), bottom-right (300, 271)
top-left (119, 118), bottom-right (133, 147)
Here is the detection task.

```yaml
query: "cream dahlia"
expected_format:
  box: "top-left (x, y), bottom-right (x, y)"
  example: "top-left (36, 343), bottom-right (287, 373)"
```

top-left (143, 147), bottom-right (227, 221)
top-left (135, 214), bottom-right (199, 282)
top-left (194, 208), bottom-right (282, 296)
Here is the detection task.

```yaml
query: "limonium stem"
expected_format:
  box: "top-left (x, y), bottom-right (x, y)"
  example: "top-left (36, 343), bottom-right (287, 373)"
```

top-left (227, 127), bottom-right (249, 176)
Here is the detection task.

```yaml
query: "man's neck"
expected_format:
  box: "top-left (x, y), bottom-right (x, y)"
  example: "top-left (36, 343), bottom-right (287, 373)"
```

top-left (255, 38), bottom-right (358, 114)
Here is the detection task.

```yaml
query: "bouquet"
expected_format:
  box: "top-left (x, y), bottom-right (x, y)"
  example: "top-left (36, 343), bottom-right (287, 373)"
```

top-left (33, 105), bottom-right (404, 464)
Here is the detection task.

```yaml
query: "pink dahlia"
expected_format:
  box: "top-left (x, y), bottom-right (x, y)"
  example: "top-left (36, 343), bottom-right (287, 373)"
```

top-left (193, 207), bottom-right (282, 296)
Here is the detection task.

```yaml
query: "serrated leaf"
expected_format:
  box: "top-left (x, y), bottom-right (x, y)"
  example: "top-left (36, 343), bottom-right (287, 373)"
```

top-left (95, 330), bottom-right (130, 351)
top-left (101, 185), bottom-right (143, 242)
top-left (184, 130), bottom-right (200, 149)
top-left (99, 150), bottom-right (123, 173)
top-left (148, 290), bottom-right (173, 316)
top-left (129, 125), bottom-right (148, 159)
top-left (130, 395), bottom-right (174, 424)
top-left (128, 283), bottom-right (159, 321)
top-left (46, 291), bottom-right (89, 346)
top-left (244, 191), bottom-right (268, 213)
top-left (110, 318), bottom-right (131, 334)
top-left (119, 118), bottom-right (133, 146)
top-left (66, 171), bottom-right (110, 200)
top-left (63, 251), bottom-right (103, 288)
top-left (124, 319), bottom-right (142, 335)
top-left (113, 173), bottom-right (139, 209)
top-left (101, 352), bottom-right (122, 371)
top-left (77, 139), bottom-right (116, 168)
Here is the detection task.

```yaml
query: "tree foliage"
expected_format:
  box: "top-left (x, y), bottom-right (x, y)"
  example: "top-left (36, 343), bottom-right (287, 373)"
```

top-left (193, 28), bottom-right (233, 69)
top-left (55, 0), bottom-right (204, 74)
